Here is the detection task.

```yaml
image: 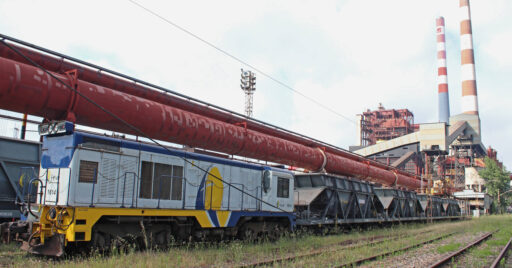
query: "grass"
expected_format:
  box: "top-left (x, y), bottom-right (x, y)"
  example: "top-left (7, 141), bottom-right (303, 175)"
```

top-left (437, 242), bottom-right (461, 254)
top-left (486, 238), bottom-right (509, 246)
top-left (472, 247), bottom-right (494, 258)
top-left (2, 215), bottom-right (512, 267)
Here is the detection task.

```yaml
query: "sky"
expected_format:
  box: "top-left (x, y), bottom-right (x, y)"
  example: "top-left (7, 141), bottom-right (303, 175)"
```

top-left (0, 0), bottom-right (510, 168)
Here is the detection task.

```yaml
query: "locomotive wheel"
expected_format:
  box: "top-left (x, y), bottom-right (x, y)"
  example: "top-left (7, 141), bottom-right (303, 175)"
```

top-left (153, 230), bottom-right (172, 249)
top-left (91, 231), bottom-right (110, 251)
top-left (239, 225), bottom-right (256, 241)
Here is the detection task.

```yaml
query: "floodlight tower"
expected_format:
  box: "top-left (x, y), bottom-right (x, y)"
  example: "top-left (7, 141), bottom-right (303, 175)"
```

top-left (240, 68), bottom-right (256, 117)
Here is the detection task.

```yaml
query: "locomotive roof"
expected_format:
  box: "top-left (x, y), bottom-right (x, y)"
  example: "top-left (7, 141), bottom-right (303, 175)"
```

top-left (42, 131), bottom-right (293, 174)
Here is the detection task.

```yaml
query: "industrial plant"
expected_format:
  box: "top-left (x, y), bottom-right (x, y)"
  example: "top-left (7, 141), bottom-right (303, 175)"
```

top-left (349, 1), bottom-right (501, 216)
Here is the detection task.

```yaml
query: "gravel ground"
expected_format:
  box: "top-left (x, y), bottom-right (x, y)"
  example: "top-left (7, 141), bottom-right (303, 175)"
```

top-left (359, 232), bottom-right (485, 268)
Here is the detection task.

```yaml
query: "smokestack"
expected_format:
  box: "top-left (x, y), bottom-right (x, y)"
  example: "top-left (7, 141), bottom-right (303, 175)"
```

top-left (436, 16), bottom-right (450, 123)
top-left (460, 0), bottom-right (478, 115)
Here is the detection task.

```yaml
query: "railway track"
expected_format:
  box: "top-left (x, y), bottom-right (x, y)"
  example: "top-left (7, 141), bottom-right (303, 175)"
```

top-left (238, 229), bottom-right (443, 267)
top-left (336, 231), bottom-right (458, 267)
top-left (489, 235), bottom-right (512, 268)
top-left (428, 230), bottom-right (497, 268)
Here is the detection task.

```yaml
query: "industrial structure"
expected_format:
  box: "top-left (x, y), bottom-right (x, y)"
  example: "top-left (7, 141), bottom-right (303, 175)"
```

top-left (351, 0), bottom-right (493, 216)
top-left (459, 0), bottom-right (479, 116)
top-left (356, 104), bottom-right (418, 147)
top-left (436, 16), bottom-right (451, 124)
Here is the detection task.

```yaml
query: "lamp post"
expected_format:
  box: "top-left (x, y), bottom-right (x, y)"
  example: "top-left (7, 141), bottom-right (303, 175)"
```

top-left (240, 69), bottom-right (256, 117)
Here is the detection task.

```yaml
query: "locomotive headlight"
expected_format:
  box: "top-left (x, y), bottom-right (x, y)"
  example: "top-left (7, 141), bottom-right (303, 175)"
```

top-left (38, 121), bottom-right (74, 136)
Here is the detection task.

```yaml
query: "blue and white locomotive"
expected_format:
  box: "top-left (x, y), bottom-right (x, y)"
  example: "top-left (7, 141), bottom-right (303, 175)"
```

top-left (23, 122), bottom-right (294, 255)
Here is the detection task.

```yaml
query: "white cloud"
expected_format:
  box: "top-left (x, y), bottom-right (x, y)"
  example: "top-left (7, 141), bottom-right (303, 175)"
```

top-left (483, 32), bottom-right (512, 68)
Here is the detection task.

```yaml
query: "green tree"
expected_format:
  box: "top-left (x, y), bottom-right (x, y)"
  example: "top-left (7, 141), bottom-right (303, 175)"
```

top-left (479, 157), bottom-right (510, 213)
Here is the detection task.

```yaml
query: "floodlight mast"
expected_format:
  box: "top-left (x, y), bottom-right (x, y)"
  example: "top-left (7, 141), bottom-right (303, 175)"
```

top-left (240, 68), bottom-right (256, 117)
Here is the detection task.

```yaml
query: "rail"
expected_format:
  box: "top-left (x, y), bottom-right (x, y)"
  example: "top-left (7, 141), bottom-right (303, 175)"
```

top-left (241, 229), bottom-right (454, 267)
top-left (337, 231), bottom-right (458, 268)
top-left (428, 230), bottom-right (497, 268)
top-left (490, 235), bottom-right (512, 268)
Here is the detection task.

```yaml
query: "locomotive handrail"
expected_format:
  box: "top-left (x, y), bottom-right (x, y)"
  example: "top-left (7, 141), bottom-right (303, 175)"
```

top-left (27, 178), bottom-right (44, 219)
top-left (205, 181), bottom-right (214, 210)
top-left (257, 186), bottom-right (262, 211)
top-left (156, 174), bottom-right (184, 209)
top-left (19, 166), bottom-right (40, 204)
top-left (89, 168), bottom-right (98, 207)
top-left (120, 172), bottom-right (137, 208)
top-left (181, 176), bottom-right (186, 210)
top-left (156, 175), bottom-right (171, 209)
top-left (204, 179), bottom-right (230, 210)
top-left (229, 183), bottom-right (245, 211)
top-left (227, 182), bottom-right (231, 210)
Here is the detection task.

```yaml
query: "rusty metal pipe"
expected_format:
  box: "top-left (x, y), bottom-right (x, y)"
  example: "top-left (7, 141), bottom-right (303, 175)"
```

top-left (0, 56), bottom-right (422, 189)
top-left (0, 41), bottom-right (420, 181)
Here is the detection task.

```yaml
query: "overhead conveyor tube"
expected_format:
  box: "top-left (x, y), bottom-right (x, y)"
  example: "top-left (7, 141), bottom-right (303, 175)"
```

top-left (0, 56), bottom-right (422, 189)
top-left (0, 39), bottom-right (421, 182)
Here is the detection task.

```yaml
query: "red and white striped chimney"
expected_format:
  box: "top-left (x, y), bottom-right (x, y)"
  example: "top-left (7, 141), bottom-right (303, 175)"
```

top-left (460, 0), bottom-right (478, 115)
top-left (436, 16), bottom-right (450, 123)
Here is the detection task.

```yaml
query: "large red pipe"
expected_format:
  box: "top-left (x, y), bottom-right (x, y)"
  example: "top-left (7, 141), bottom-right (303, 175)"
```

top-left (0, 57), bottom-right (421, 189)
top-left (0, 42), bottom-right (421, 181)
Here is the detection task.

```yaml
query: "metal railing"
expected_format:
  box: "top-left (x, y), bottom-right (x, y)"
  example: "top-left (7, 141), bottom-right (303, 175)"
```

top-left (0, 113), bottom-right (40, 141)
top-left (83, 167), bottom-right (266, 212)
top-left (155, 174), bottom-right (185, 209)
top-left (203, 180), bottom-right (261, 211)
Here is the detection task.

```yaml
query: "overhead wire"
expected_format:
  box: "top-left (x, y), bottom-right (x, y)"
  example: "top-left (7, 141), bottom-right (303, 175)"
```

top-left (127, 0), bottom-right (357, 125)
top-left (0, 38), bottom-right (288, 213)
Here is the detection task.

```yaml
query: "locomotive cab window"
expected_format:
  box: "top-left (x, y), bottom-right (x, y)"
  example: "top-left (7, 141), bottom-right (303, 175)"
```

top-left (277, 177), bottom-right (289, 198)
top-left (78, 160), bottom-right (98, 183)
top-left (139, 161), bottom-right (183, 200)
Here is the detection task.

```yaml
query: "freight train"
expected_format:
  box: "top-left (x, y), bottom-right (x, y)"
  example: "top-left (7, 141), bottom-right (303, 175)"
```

top-left (1, 121), bottom-right (464, 257)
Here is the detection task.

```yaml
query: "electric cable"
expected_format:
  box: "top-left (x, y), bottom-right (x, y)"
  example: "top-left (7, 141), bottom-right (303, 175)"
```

top-left (128, 0), bottom-right (357, 125)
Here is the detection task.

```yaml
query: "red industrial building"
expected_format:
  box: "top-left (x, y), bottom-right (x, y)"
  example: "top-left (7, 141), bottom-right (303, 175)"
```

top-left (357, 103), bottom-right (418, 147)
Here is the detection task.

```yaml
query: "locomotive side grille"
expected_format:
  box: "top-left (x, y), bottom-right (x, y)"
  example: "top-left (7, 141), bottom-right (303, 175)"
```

top-left (119, 156), bottom-right (137, 202)
top-left (100, 158), bottom-right (118, 199)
